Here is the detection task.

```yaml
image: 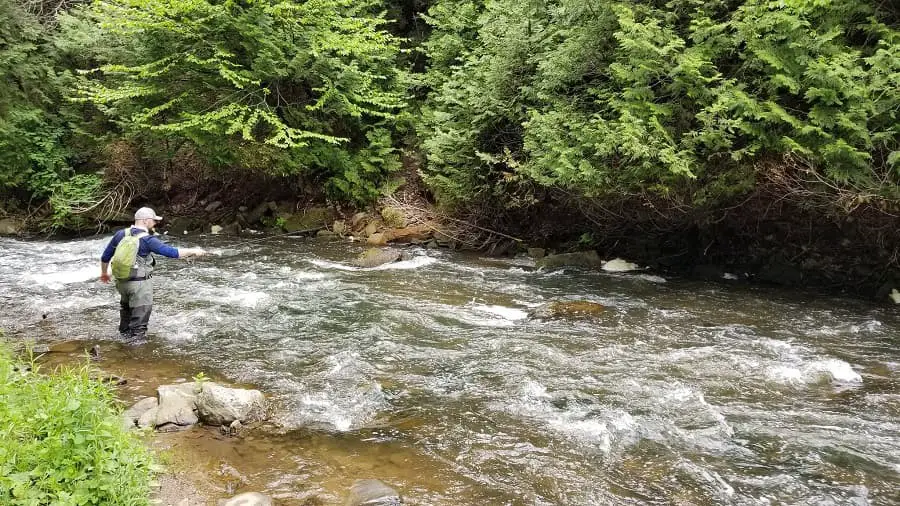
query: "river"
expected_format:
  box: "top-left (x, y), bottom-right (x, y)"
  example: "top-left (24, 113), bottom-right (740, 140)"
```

top-left (0, 234), bottom-right (898, 505)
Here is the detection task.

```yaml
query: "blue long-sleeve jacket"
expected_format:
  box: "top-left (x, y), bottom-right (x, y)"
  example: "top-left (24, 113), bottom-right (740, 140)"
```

top-left (101, 227), bottom-right (180, 262)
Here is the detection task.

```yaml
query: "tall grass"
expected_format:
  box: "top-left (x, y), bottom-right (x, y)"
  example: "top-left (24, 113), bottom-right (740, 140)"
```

top-left (0, 343), bottom-right (154, 505)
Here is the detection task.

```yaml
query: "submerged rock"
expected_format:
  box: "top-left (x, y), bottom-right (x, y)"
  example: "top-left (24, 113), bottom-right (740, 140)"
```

top-left (530, 301), bottom-right (607, 320)
top-left (219, 492), bottom-right (273, 506)
top-left (354, 248), bottom-right (403, 268)
top-left (196, 382), bottom-right (267, 426)
top-left (346, 479), bottom-right (401, 506)
top-left (536, 251), bottom-right (603, 270)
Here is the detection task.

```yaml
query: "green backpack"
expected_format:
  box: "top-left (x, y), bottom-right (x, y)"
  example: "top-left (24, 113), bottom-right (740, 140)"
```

top-left (110, 229), bottom-right (148, 280)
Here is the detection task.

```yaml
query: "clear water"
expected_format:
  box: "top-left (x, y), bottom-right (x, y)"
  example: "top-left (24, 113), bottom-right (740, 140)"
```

top-left (1, 234), bottom-right (898, 505)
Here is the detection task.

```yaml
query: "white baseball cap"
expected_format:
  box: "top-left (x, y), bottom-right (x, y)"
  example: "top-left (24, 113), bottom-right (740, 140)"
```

top-left (134, 207), bottom-right (163, 221)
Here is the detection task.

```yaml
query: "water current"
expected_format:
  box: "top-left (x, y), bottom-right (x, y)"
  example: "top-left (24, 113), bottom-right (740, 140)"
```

top-left (0, 234), bottom-right (898, 505)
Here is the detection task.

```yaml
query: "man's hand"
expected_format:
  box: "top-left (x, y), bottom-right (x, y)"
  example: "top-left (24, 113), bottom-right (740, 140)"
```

top-left (100, 272), bottom-right (111, 284)
top-left (181, 247), bottom-right (207, 258)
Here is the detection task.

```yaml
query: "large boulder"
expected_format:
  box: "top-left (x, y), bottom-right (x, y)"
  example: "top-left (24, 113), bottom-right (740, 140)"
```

top-left (536, 251), bottom-right (604, 270)
top-left (153, 383), bottom-right (200, 428)
top-left (354, 248), bottom-right (403, 268)
top-left (219, 492), bottom-right (273, 506)
top-left (283, 207), bottom-right (330, 232)
top-left (122, 397), bottom-right (158, 430)
top-left (196, 383), bottom-right (267, 426)
top-left (346, 479), bottom-right (401, 506)
top-left (136, 383), bottom-right (200, 430)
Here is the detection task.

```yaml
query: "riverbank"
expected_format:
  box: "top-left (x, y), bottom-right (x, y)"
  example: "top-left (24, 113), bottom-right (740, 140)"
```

top-left (2, 190), bottom-right (898, 303)
top-left (27, 338), bottom-right (410, 506)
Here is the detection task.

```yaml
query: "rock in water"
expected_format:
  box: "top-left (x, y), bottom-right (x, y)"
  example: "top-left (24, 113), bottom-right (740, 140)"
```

top-left (354, 248), bottom-right (402, 268)
top-left (195, 382), bottom-right (267, 426)
top-left (346, 479), bottom-right (401, 506)
top-left (536, 251), bottom-right (604, 270)
top-left (601, 258), bottom-right (640, 272)
top-left (890, 288), bottom-right (900, 304)
top-left (219, 492), bottom-right (273, 506)
top-left (530, 301), bottom-right (606, 320)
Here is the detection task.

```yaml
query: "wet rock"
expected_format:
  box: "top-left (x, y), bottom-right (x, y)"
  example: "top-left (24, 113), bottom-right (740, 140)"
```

top-left (601, 258), bottom-right (640, 272)
top-left (366, 232), bottom-right (388, 246)
top-left (153, 393), bottom-right (198, 428)
top-left (364, 221), bottom-right (379, 237)
top-left (210, 225), bottom-right (224, 235)
top-left (147, 383), bottom-right (201, 429)
top-left (317, 229), bottom-right (336, 237)
top-left (220, 222), bottom-right (242, 235)
top-left (91, 374), bottom-right (126, 386)
top-left (354, 248), bottom-right (402, 268)
top-left (221, 419), bottom-right (243, 436)
top-left (159, 383), bottom-right (201, 405)
top-left (351, 212), bottom-right (369, 228)
top-left (245, 202), bottom-right (271, 225)
top-left (205, 201), bottom-right (223, 212)
top-left (346, 479), bottom-right (401, 506)
top-left (333, 220), bottom-right (348, 235)
top-left (530, 301), bottom-right (606, 320)
top-left (527, 248), bottom-right (546, 260)
top-left (196, 382), bottom-right (267, 426)
top-left (166, 217), bottom-right (201, 235)
top-left (536, 251), bottom-right (604, 270)
top-left (0, 218), bottom-right (23, 235)
top-left (890, 288), bottom-right (900, 304)
top-left (122, 397), bottom-right (158, 430)
top-left (283, 207), bottom-right (330, 232)
top-left (219, 492), bottom-right (273, 506)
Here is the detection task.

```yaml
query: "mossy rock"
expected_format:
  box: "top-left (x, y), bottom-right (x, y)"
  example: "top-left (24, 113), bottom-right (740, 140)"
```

top-left (530, 301), bottom-right (606, 319)
top-left (380, 207), bottom-right (407, 228)
top-left (283, 207), bottom-right (330, 232)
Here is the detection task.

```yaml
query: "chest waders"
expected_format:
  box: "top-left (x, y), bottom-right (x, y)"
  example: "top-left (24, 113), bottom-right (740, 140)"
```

top-left (116, 244), bottom-right (156, 341)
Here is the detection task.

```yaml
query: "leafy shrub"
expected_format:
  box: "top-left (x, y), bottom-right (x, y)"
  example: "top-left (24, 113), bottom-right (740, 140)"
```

top-left (0, 344), bottom-right (153, 505)
top-left (66, 0), bottom-right (408, 204)
top-left (418, 0), bottom-right (900, 208)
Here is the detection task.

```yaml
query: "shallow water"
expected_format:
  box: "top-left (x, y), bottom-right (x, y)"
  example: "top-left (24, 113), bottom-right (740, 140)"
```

top-left (1, 234), bottom-right (898, 505)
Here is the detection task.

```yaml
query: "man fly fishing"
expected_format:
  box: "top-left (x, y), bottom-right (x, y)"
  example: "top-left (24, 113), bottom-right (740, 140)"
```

top-left (100, 207), bottom-right (206, 341)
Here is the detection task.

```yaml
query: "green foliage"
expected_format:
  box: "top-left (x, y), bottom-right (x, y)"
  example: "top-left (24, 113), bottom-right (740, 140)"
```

top-left (0, 344), bottom-right (154, 505)
top-left (418, 0), bottom-right (900, 207)
top-left (0, 0), bottom-right (70, 195)
top-left (65, 0), bottom-right (408, 204)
